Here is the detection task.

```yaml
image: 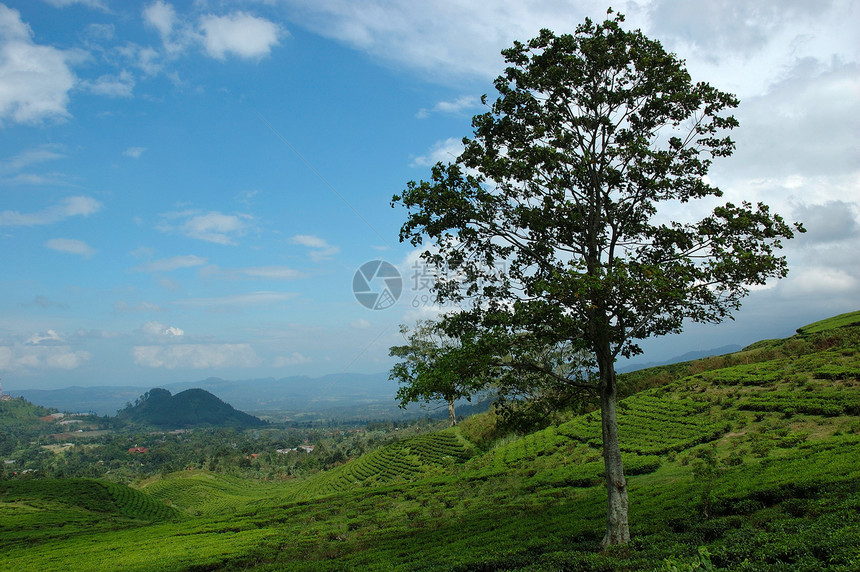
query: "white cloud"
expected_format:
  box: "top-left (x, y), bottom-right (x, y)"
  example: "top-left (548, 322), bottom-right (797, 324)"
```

top-left (132, 343), bottom-right (259, 369)
top-left (123, 146), bottom-right (147, 159)
top-left (0, 196), bottom-right (102, 227)
top-left (143, 1), bottom-right (177, 39)
top-left (198, 12), bottom-right (283, 60)
top-left (45, 238), bottom-right (96, 257)
top-left (174, 291), bottom-right (297, 307)
top-left (273, 352), bottom-right (311, 367)
top-left (350, 318), bottom-right (371, 329)
top-left (417, 95), bottom-right (481, 118)
top-left (0, 342), bottom-right (91, 371)
top-left (0, 4), bottom-right (78, 125)
top-left (290, 234), bottom-right (340, 261)
top-left (82, 70), bottom-right (135, 98)
top-left (140, 320), bottom-right (184, 337)
top-left (26, 329), bottom-right (63, 345)
top-left (158, 210), bottom-right (252, 245)
top-left (134, 254), bottom-right (208, 273)
top-left (411, 137), bottom-right (465, 167)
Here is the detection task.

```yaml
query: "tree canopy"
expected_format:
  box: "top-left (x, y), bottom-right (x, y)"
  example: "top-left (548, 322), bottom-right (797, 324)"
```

top-left (393, 12), bottom-right (802, 546)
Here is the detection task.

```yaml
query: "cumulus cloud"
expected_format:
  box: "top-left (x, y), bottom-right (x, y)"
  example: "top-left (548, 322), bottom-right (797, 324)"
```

top-left (0, 196), bottom-right (102, 227)
top-left (198, 12), bottom-right (283, 60)
top-left (290, 234), bottom-right (340, 261)
top-left (132, 343), bottom-right (259, 369)
top-left (158, 210), bottom-right (252, 245)
top-left (45, 238), bottom-right (96, 257)
top-left (133, 254), bottom-right (208, 273)
top-left (0, 4), bottom-right (78, 125)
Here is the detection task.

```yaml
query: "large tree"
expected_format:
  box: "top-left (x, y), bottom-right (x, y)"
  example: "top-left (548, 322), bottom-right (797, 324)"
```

top-left (393, 12), bottom-right (802, 546)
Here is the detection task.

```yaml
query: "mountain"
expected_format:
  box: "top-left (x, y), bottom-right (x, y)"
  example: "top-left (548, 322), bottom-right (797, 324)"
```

top-left (116, 388), bottom-right (266, 429)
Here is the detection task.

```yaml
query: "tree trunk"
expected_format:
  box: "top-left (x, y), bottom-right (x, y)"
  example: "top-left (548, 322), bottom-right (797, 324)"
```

top-left (447, 399), bottom-right (457, 426)
top-left (598, 356), bottom-right (630, 547)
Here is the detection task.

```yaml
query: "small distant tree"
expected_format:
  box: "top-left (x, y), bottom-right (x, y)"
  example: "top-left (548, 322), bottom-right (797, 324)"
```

top-left (393, 12), bottom-right (802, 545)
top-left (389, 320), bottom-right (488, 426)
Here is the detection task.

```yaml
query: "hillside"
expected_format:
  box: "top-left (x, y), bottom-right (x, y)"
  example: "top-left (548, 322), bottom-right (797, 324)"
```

top-left (0, 398), bottom-right (58, 458)
top-left (116, 388), bottom-right (267, 429)
top-left (0, 311), bottom-right (858, 571)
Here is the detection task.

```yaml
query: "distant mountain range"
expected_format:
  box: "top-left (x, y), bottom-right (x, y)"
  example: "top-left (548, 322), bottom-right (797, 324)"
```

top-left (10, 372), bottom-right (395, 417)
top-left (10, 345), bottom-right (744, 416)
top-left (116, 387), bottom-right (266, 429)
top-left (615, 344), bottom-right (743, 373)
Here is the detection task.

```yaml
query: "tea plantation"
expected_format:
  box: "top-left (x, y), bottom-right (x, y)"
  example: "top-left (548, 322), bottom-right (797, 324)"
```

top-left (1, 312), bottom-right (858, 570)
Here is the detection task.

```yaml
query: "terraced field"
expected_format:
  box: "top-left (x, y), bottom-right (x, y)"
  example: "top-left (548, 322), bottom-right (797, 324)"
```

top-left (142, 472), bottom-right (288, 516)
top-left (290, 429), bottom-right (474, 499)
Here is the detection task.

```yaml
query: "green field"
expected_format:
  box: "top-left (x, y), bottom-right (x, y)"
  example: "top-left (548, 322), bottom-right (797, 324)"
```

top-left (1, 314), bottom-right (859, 570)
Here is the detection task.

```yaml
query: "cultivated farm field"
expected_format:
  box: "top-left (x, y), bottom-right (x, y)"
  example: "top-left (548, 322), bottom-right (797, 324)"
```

top-left (1, 312), bottom-right (859, 570)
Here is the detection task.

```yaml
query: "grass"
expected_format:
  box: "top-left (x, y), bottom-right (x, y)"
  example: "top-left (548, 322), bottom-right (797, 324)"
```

top-left (1, 311), bottom-right (859, 571)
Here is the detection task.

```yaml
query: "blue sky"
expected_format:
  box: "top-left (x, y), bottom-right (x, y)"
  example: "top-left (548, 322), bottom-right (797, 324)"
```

top-left (1, 0), bottom-right (858, 390)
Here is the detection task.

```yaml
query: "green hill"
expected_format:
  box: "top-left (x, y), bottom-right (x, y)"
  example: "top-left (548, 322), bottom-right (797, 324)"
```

top-left (0, 311), bottom-right (858, 571)
top-left (116, 387), bottom-right (266, 429)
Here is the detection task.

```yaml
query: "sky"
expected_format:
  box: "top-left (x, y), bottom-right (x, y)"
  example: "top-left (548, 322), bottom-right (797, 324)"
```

top-left (1, 0), bottom-right (858, 390)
